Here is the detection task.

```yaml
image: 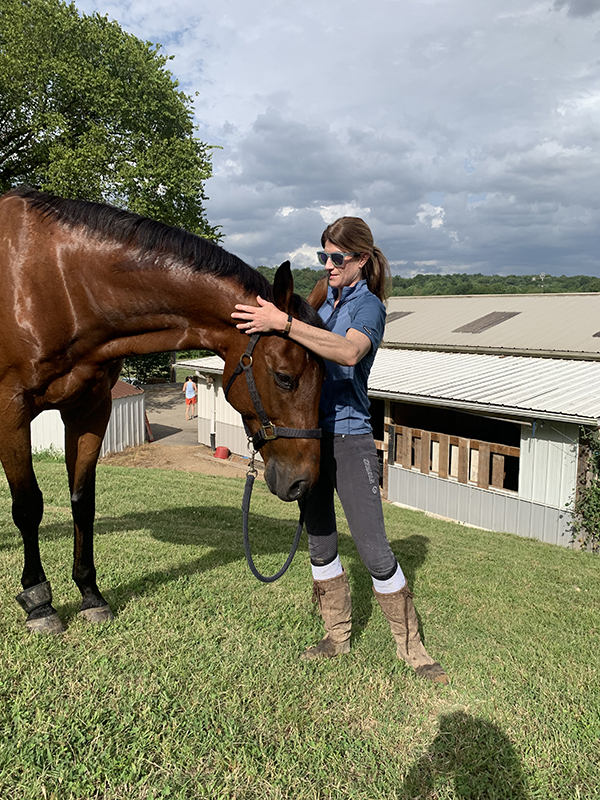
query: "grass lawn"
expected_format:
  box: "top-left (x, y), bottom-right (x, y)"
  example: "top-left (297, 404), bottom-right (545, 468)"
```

top-left (0, 461), bottom-right (598, 799)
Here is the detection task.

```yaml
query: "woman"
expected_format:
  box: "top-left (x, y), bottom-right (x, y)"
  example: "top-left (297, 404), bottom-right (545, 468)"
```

top-left (182, 375), bottom-right (197, 420)
top-left (232, 217), bottom-right (448, 684)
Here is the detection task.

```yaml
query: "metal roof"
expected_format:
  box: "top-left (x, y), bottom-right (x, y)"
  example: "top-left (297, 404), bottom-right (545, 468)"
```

top-left (385, 293), bottom-right (600, 359)
top-left (369, 348), bottom-right (600, 425)
top-left (178, 351), bottom-right (600, 425)
top-left (178, 355), bottom-right (224, 375)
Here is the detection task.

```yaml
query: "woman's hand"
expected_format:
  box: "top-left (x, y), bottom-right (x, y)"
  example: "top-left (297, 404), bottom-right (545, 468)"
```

top-left (232, 294), bottom-right (371, 366)
top-left (231, 295), bottom-right (288, 335)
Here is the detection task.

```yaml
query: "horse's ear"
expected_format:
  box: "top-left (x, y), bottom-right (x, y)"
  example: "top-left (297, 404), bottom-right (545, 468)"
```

top-left (307, 277), bottom-right (328, 311)
top-left (273, 260), bottom-right (294, 312)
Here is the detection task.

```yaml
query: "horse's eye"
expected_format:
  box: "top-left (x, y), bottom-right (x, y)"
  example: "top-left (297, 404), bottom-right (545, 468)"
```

top-left (274, 372), bottom-right (294, 391)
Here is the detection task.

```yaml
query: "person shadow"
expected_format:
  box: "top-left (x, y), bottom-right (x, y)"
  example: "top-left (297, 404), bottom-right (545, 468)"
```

top-left (342, 534), bottom-right (430, 648)
top-left (400, 711), bottom-right (530, 799)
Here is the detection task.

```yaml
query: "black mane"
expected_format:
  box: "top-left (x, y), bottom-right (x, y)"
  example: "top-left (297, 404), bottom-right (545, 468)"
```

top-left (11, 187), bottom-right (323, 327)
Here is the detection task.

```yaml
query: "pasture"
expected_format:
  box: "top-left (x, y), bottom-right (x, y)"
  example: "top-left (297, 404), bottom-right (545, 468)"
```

top-left (0, 459), bottom-right (598, 799)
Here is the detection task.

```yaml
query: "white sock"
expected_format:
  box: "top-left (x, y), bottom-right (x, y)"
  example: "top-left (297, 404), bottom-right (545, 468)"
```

top-left (311, 555), bottom-right (343, 581)
top-left (372, 563), bottom-right (406, 594)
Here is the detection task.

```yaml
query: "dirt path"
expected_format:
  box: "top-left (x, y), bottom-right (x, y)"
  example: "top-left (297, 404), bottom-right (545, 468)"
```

top-left (99, 442), bottom-right (262, 481)
top-left (99, 383), bottom-right (263, 480)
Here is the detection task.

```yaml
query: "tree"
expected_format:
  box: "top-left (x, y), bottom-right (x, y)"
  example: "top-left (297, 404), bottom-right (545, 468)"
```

top-left (0, 0), bottom-right (219, 238)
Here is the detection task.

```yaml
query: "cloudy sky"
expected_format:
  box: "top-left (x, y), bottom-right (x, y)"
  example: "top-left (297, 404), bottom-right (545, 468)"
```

top-left (77, 0), bottom-right (600, 277)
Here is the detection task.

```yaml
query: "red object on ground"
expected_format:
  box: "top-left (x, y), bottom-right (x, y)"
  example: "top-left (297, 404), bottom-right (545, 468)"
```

top-left (214, 446), bottom-right (230, 459)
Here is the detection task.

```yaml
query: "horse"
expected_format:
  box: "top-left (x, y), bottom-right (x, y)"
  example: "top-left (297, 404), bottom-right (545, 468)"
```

top-left (0, 187), bottom-right (324, 634)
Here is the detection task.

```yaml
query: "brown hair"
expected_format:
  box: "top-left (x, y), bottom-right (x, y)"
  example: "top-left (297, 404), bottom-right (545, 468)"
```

top-left (320, 217), bottom-right (391, 301)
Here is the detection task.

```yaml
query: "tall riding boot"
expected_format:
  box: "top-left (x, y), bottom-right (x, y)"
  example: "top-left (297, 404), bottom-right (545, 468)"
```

top-left (300, 570), bottom-right (352, 661)
top-left (374, 585), bottom-right (449, 684)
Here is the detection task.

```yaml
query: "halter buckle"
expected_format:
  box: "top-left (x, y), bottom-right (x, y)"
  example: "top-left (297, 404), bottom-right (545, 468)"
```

top-left (260, 423), bottom-right (277, 441)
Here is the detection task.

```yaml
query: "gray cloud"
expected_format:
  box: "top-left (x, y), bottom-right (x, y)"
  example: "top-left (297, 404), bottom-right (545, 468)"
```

top-left (77, 0), bottom-right (600, 277)
top-left (553, 0), bottom-right (600, 18)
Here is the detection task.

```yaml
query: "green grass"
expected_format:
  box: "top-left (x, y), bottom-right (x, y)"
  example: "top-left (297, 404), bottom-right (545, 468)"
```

top-left (0, 462), bottom-right (598, 799)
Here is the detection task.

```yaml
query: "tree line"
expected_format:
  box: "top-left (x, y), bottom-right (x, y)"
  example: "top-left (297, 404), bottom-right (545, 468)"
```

top-left (258, 267), bottom-right (600, 299)
top-left (389, 272), bottom-right (600, 296)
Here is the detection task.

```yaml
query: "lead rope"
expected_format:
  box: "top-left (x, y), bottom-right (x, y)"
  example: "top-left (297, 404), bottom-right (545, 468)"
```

top-left (242, 446), bottom-right (305, 583)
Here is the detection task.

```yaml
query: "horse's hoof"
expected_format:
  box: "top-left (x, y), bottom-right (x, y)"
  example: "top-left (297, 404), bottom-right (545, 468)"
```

top-left (79, 605), bottom-right (114, 624)
top-left (26, 613), bottom-right (65, 635)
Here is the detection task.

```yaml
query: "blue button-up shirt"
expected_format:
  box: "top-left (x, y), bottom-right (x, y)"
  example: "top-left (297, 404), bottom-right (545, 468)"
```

top-left (317, 279), bottom-right (386, 434)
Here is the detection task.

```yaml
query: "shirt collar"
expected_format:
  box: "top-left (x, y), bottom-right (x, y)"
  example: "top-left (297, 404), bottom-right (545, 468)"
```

top-left (326, 279), bottom-right (368, 307)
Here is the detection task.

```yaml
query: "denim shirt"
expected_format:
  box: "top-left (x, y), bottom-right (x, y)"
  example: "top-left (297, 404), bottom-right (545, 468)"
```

top-left (317, 279), bottom-right (386, 434)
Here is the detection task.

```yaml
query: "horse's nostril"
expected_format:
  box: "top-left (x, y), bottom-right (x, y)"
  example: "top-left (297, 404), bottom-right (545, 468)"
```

top-left (288, 479), bottom-right (308, 501)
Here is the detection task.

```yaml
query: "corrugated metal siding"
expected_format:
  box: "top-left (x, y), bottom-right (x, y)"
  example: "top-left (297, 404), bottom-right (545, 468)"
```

top-left (385, 293), bottom-right (600, 356)
top-left (518, 421), bottom-right (579, 507)
top-left (31, 410), bottom-right (64, 452)
top-left (388, 466), bottom-right (573, 547)
top-left (31, 395), bottom-right (145, 457)
top-left (99, 395), bottom-right (145, 457)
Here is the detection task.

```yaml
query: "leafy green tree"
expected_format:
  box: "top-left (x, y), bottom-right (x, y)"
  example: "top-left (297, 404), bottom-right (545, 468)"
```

top-left (0, 0), bottom-right (218, 238)
top-left (0, 0), bottom-right (221, 383)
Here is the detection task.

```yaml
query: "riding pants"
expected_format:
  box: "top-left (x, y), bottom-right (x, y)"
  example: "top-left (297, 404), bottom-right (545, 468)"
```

top-left (303, 433), bottom-right (398, 581)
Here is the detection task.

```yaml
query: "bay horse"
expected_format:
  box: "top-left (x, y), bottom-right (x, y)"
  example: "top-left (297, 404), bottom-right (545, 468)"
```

top-left (0, 187), bottom-right (324, 634)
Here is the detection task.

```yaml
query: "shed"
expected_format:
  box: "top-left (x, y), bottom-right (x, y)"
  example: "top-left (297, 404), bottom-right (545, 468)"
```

top-left (31, 380), bottom-right (146, 457)
top-left (179, 293), bottom-right (600, 549)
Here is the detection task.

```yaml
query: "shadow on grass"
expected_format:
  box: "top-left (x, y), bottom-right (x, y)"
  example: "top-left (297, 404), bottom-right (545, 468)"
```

top-left (4, 502), bottom-right (433, 640)
top-left (402, 711), bottom-right (529, 799)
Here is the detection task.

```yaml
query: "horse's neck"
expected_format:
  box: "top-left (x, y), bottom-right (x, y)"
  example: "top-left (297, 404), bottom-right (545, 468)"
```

top-left (91, 266), bottom-right (245, 362)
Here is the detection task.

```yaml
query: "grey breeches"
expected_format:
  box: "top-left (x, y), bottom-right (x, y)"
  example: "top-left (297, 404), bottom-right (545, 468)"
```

top-left (303, 433), bottom-right (398, 581)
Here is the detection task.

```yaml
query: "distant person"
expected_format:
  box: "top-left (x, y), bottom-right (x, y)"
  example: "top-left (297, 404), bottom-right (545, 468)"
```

top-left (232, 216), bottom-right (448, 684)
top-left (182, 376), bottom-right (197, 420)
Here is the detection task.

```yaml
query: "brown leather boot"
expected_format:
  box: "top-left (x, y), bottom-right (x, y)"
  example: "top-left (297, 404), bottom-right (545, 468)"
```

top-left (300, 570), bottom-right (352, 661)
top-left (374, 585), bottom-right (449, 684)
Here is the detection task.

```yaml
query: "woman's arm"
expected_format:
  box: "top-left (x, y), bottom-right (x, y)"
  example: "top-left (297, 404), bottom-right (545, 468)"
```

top-left (232, 295), bottom-right (371, 366)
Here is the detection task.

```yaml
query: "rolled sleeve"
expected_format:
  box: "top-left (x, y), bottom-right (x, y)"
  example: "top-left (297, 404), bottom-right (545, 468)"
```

top-left (348, 293), bottom-right (386, 352)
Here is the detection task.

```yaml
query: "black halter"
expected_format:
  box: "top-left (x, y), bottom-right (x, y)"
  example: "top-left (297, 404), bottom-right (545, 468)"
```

top-left (223, 333), bottom-right (322, 451)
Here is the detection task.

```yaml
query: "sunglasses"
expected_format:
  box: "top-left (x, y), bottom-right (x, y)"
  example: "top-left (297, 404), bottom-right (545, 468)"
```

top-left (316, 251), bottom-right (360, 267)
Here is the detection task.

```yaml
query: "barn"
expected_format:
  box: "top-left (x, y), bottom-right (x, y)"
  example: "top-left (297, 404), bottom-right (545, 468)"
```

top-left (178, 292), bottom-right (600, 548)
top-left (31, 380), bottom-right (146, 457)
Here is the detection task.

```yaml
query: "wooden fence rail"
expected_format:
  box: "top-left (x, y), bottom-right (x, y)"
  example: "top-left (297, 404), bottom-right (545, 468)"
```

top-left (387, 424), bottom-right (519, 492)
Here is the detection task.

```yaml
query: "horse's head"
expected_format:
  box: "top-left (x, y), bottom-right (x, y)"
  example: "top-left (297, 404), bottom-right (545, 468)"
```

top-left (224, 262), bottom-right (324, 501)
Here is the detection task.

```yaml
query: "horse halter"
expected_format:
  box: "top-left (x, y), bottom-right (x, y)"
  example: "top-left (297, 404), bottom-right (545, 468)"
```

top-left (223, 333), bottom-right (322, 452)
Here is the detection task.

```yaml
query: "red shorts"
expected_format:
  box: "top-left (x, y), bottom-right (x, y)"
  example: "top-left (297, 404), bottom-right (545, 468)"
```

top-left (186, 396), bottom-right (197, 405)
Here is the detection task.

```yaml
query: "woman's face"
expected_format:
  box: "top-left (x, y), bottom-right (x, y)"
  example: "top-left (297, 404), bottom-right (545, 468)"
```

top-left (322, 240), bottom-right (367, 292)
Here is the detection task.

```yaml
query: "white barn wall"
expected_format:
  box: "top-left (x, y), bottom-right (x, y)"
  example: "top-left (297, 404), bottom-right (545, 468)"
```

top-left (99, 395), bottom-right (145, 457)
top-left (388, 466), bottom-right (574, 547)
top-left (518, 421), bottom-right (579, 508)
top-left (31, 409), bottom-right (64, 452)
top-left (194, 373), bottom-right (260, 462)
top-left (31, 395), bottom-right (145, 457)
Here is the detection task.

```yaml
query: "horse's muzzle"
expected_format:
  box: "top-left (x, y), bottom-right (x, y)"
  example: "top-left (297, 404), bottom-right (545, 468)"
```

top-left (264, 461), bottom-right (314, 502)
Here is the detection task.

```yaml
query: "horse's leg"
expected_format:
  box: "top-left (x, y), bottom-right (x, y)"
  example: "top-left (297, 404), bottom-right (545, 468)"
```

top-left (62, 395), bottom-right (114, 624)
top-left (0, 415), bottom-right (65, 633)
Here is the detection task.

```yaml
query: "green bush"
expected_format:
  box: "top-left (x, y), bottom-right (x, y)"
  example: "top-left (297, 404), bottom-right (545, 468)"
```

top-left (569, 427), bottom-right (600, 552)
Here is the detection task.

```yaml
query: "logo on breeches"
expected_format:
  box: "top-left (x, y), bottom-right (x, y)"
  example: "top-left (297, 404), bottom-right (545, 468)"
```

top-left (363, 458), bottom-right (379, 493)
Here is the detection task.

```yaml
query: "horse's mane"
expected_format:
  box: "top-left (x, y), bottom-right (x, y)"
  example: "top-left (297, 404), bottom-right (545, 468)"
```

top-left (11, 187), bottom-right (323, 327)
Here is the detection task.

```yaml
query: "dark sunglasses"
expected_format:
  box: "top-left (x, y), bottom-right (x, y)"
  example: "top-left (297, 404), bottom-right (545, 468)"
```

top-left (316, 251), bottom-right (360, 267)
